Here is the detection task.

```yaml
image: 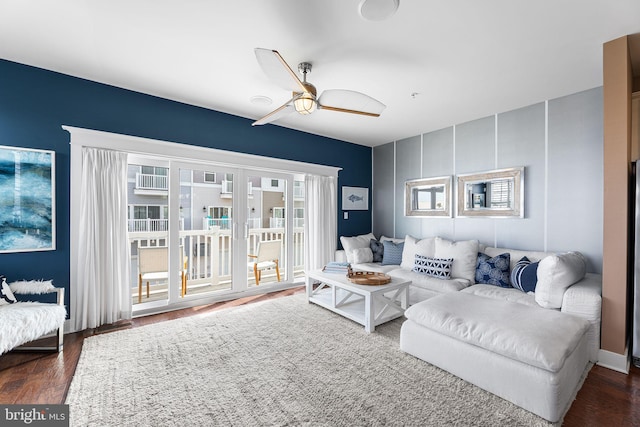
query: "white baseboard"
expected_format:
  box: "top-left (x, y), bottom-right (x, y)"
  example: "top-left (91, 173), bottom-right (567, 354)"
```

top-left (597, 348), bottom-right (630, 374)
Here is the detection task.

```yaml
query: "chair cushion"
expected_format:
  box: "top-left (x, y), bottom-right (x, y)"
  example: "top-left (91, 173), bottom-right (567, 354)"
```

top-left (141, 272), bottom-right (169, 281)
top-left (249, 261), bottom-right (277, 270)
top-left (0, 302), bottom-right (66, 355)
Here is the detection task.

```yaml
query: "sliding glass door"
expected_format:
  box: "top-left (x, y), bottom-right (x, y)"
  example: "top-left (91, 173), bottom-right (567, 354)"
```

top-left (246, 173), bottom-right (288, 287)
top-left (127, 158), bottom-right (171, 307)
top-left (176, 165), bottom-right (237, 298)
top-left (128, 156), bottom-right (304, 312)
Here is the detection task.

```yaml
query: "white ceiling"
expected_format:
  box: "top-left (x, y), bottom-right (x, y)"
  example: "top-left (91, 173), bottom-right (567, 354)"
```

top-left (1, 1), bottom-right (639, 147)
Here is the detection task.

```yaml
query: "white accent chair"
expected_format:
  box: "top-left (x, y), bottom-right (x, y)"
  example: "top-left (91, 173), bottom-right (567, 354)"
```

top-left (1, 282), bottom-right (66, 354)
top-left (137, 246), bottom-right (188, 303)
top-left (248, 240), bottom-right (282, 285)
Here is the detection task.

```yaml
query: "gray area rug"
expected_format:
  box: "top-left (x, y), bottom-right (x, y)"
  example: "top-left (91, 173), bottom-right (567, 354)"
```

top-left (66, 294), bottom-right (554, 426)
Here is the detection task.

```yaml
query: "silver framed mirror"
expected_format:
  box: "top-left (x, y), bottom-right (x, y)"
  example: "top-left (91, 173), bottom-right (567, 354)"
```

top-left (405, 176), bottom-right (452, 217)
top-left (456, 167), bottom-right (524, 218)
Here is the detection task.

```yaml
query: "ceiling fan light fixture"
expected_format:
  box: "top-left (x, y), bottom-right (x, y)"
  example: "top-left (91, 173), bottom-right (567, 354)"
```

top-left (294, 92), bottom-right (317, 115)
top-left (252, 48), bottom-right (386, 126)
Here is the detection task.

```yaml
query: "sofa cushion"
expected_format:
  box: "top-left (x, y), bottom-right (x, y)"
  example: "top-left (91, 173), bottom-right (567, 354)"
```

top-left (401, 235), bottom-right (436, 270)
top-left (434, 237), bottom-right (479, 283)
top-left (475, 252), bottom-right (511, 287)
top-left (340, 233), bottom-right (376, 264)
top-left (535, 252), bottom-right (587, 309)
top-left (352, 247), bottom-right (374, 264)
top-left (461, 284), bottom-right (538, 308)
top-left (404, 292), bottom-right (590, 372)
top-left (413, 255), bottom-right (453, 279)
top-left (510, 256), bottom-right (539, 293)
top-left (389, 268), bottom-right (470, 293)
top-left (370, 239), bottom-right (384, 263)
top-left (381, 240), bottom-right (404, 265)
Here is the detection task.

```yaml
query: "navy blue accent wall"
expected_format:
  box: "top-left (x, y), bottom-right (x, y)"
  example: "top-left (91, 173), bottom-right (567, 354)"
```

top-left (0, 59), bottom-right (372, 313)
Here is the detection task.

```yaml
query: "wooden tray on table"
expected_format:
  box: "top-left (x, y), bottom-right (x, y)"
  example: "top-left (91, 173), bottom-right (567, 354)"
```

top-left (347, 271), bottom-right (392, 286)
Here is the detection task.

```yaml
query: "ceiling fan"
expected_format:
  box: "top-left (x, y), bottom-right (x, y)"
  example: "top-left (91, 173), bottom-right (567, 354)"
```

top-left (252, 48), bottom-right (386, 126)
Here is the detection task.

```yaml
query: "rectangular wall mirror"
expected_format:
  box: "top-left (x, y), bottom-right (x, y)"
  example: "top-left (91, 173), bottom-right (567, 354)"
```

top-left (405, 176), bottom-right (452, 217)
top-left (456, 167), bottom-right (524, 218)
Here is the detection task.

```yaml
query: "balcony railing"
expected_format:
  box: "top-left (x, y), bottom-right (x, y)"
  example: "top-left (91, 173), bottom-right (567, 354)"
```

top-left (202, 217), bottom-right (262, 230)
top-left (268, 218), bottom-right (304, 228)
top-left (136, 173), bottom-right (168, 190)
top-left (129, 226), bottom-right (304, 296)
top-left (128, 218), bottom-right (184, 232)
top-left (270, 218), bottom-right (284, 228)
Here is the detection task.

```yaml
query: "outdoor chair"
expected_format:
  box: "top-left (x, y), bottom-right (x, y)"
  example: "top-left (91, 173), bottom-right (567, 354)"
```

top-left (137, 246), bottom-right (188, 303)
top-left (248, 240), bottom-right (282, 285)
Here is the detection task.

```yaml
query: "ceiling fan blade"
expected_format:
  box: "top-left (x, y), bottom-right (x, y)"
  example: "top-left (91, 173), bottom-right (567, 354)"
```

top-left (254, 48), bottom-right (307, 93)
top-left (317, 89), bottom-right (386, 116)
top-left (251, 97), bottom-right (297, 126)
top-left (316, 105), bottom-right (380, 117)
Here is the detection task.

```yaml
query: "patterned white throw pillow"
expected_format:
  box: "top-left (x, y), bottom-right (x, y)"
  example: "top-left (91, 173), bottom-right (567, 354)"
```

top-left (413, 255), bottom-right (454, 279)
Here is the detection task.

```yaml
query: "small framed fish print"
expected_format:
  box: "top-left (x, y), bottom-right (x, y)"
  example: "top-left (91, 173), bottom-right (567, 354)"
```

top-left (342, 186), bottom-right (368, 211)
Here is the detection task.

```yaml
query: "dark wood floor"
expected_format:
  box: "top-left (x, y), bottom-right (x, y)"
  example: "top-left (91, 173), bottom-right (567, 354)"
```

top-left (1, 286), bottom-right (639, 426)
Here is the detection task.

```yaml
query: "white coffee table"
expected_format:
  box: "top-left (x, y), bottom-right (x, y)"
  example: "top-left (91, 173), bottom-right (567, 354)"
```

top-left (306, 269), bottom-right (411, 333)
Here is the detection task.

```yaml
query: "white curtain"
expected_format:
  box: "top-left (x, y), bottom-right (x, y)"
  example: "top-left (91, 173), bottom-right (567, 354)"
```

top-left (73, 147), bottom-right (131, 330)
top-left (304, 174), bottom-right (337, 271)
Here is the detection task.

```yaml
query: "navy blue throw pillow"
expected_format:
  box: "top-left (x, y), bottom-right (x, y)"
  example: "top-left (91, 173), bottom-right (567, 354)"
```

top-left (511, 256), bottom-right (539, 293)
top-left (475, 252), bottom-right (511, 287)
top-left (381, 241), bottom-right (404, 265)
top-left (370, 239), bottom-right (384, 263)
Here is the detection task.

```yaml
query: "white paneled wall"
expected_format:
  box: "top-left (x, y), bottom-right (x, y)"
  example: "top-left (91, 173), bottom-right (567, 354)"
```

top-left (373, 87), bottom-right (603, 273)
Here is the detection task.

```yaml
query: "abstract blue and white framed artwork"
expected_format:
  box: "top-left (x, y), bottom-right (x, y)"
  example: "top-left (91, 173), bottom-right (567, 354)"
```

top-left (0, 146), bottom-right (55, 253)
top-left (342, 186), bottom-right (368, 211)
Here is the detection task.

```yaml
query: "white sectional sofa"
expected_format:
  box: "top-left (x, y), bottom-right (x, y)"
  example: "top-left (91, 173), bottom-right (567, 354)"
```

top-left (336, 233), bottom-right (602, 423)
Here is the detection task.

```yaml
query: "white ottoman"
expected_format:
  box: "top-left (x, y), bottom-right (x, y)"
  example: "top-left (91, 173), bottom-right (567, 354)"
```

top-left (400, 292), bottom-right (591, 422)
